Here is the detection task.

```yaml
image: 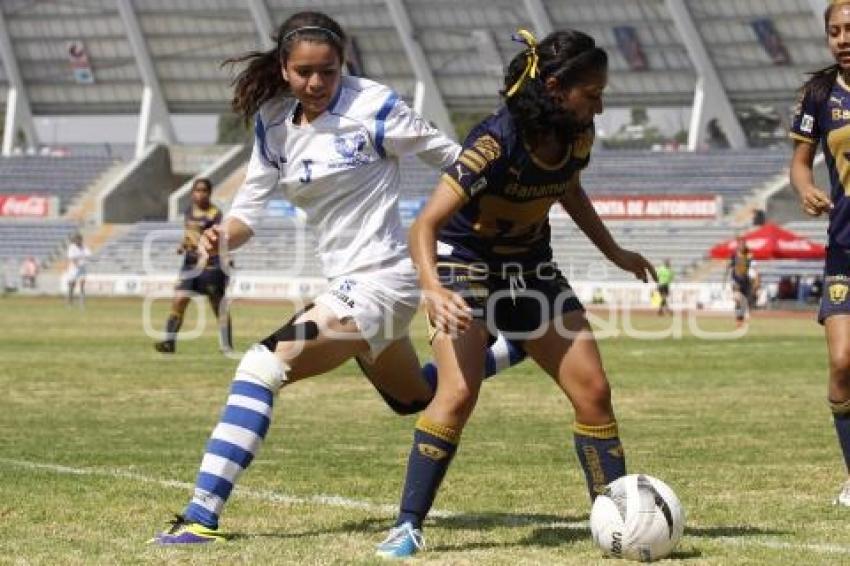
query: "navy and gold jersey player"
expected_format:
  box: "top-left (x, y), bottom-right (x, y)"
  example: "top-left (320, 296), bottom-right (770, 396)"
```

top-left (154, 178), bottom-right (233, 354)
top-left (437, 105), bottom-right (591, 333)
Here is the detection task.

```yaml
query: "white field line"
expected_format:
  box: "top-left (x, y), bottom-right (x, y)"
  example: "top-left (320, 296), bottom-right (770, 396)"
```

top-left (4, 457), bottom-right (850, 555)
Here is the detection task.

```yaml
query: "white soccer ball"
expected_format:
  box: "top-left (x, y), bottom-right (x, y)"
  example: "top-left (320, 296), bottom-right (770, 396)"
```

top-left (589, 474), bottom-right (685, 562)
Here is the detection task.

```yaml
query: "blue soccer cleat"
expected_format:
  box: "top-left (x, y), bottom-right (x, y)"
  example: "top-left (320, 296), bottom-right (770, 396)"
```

top-left (375, 522), bottom-right (424, 559)
top-left (149, 515), bottom-right (225, 545)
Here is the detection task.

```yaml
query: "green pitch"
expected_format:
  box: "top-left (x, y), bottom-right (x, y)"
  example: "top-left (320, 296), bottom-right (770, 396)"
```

top-left (1, 296), bottom-right (846, 564)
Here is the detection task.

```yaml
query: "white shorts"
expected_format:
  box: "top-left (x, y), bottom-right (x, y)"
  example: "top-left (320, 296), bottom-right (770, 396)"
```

top-left (66, 265), bottom-right (87, 283)
top-left (314, 258), bottom-right (420, 360)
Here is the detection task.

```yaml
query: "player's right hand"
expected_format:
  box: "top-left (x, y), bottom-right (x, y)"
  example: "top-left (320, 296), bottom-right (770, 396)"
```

top-left (198, 225), bottom-right (224, 258)
top-left (423, 286), bottom-right (473, 336)
top-left (799, 186), bottom-right (832, 217)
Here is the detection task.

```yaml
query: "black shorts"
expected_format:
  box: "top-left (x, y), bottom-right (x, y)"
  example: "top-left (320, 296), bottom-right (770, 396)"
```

top-left (176, 265), bottom-right (229, 299)
top-left (435, 261), bottom-right (584, 340)
top-left (819, 246), bottom-right (850, 324)
top-left (657, 284), bottom-right (670, 297)
top-left (732, 275), bottom-right (751, 298)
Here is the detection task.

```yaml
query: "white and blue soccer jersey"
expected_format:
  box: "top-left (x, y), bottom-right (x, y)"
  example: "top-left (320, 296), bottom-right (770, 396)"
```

top-left (227, 76), bottom-right (460, 278)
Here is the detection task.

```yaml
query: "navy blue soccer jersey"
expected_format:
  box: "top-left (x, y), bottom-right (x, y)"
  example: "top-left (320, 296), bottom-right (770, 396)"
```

top-left (790, 77), bottom-right (850, 247)
top-left (182, 204), bottom-right (222, 267)
top-left (438, 106), bottom-right (593, 270)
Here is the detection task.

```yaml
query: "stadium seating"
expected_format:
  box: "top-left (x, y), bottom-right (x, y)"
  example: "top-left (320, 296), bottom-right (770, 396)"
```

top-left (397, 149), bottom-right (788, 214)
top-left (90, 218), bottom-right (324, 277)
top-left (0, 219), bottom-right (79, 267)
top-left (0, 155), bottom-right (121, 213)
top-left (550, 221), bottom-right (736, 282)
top-left (579, 149), bottom-right (788, 213)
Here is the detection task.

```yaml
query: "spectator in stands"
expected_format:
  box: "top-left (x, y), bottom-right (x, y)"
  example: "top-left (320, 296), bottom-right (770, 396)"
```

top-left (724, 235), bottom-right (753, 327)
top-left (377, 28), bottom-right (656, 558)
top-left (656, 258), bottom-right (674, 315)
top-left (154, 178), bottom-right (233, 355)
top-left (789, 0), bottom-right (850, 507)
top-left (19, 256), bottom-right (38, 289)
top-left (65, 233), bottom-right (90, 307)
top-left (150, 11), bottom-right (526, 545)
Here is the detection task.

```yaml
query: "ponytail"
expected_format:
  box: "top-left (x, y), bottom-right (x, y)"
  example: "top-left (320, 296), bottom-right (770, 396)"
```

top-left (223, 11), bottom-right (347, 123)
top-left (224, 49), bottom-right (286, 122)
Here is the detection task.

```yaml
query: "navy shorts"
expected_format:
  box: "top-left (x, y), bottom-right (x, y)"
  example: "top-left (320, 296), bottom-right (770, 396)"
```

top-left (176, 265), bottom-right (229, 299)
top-left (819, 247), bottom-right (850, 324)
top-left (732, 275), bottom-right (751, 299)
top-left (435, 261), bottom-right (584, 340)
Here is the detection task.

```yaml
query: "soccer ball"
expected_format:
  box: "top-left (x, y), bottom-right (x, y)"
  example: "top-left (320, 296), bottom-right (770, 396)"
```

top-left (589, 474), bottom-right (685, 562)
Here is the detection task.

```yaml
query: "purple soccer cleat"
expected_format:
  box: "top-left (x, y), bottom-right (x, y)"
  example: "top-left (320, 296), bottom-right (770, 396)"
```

top-left (149, 515), bottom-right (225, 544)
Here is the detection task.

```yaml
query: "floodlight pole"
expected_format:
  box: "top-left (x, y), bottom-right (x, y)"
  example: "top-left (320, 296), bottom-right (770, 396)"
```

top-left (384, 0), bottom-right (456, 140)
top-left (0, 8), bottom-right (37, 155)
top-left (522, 0), bottom-right (553, 38)
top-left (247, 0), bottom-right (275, 50)
top-left (665, 0), bottom-right (747, 150)
top-left (117, 0), bottom-right (175, 158)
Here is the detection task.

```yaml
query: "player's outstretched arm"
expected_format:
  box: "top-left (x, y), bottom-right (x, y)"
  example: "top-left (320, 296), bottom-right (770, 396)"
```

top-left (560, 179), bottom-right (656, 282)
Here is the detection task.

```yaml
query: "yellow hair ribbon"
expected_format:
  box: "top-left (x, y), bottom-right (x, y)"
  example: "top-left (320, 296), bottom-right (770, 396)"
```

top-left (506, 28), bottom-right (539, 98)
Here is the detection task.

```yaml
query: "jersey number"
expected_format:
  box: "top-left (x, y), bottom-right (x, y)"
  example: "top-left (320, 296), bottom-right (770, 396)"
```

top-left (299, 159), bottom-right (313, 183)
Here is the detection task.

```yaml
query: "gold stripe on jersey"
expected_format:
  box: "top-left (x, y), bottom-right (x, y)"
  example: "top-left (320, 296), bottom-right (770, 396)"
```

top-left (572, 130), bottom-right (594, 160)
top-left (471, 134), bottom-right (501, 162)
top-left (458, 152), bottom-right (487, 173)
top-left (790, 132), bottom-right (814, 144)
top-left (441, 173), bottom-right (469, 201)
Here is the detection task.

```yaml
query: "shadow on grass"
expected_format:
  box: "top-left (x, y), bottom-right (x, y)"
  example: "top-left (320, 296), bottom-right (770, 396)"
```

top-left (226, 511), bottom-right (588, 544)
top-left (685, 525), bottom-right (787, 538)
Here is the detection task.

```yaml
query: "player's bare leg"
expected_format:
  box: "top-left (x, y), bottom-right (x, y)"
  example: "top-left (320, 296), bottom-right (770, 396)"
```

top-left (826, 315), bottom-right (850, 505)
top-left (524, 310), bottom-right (625, 500)
top-left (155, 294), bottom-right (191, 353)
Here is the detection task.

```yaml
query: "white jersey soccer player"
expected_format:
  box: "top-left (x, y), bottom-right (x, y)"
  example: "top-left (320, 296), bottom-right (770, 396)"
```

top-left (227, 75), bottom-right (460, 355)
top-left (65, 235), bottom-right (91, 306)
top-left (230, 75), bottom-right (459, 279)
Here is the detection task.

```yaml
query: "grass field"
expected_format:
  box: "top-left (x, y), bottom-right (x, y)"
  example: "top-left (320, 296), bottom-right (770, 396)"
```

top-left (1, 295), bottom-right (848, 565)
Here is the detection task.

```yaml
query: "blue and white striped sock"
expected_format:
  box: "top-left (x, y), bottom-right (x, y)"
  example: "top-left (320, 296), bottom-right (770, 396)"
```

top-left (183, 345), bottom-right (285, 529)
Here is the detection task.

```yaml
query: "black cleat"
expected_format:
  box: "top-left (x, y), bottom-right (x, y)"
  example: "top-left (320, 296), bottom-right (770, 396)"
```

top-left (154, 340), bottom-right (176, 353)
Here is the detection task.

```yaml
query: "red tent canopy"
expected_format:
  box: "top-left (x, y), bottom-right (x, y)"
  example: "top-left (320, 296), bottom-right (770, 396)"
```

top-left (709, 222), bottom-right (825, 260)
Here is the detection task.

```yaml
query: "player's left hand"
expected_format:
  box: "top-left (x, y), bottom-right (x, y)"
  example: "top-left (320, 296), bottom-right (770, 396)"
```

top-left (611, 248), bottom-right (657, 283)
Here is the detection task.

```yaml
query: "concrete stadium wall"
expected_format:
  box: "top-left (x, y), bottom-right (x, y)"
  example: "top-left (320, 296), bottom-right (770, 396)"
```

top-left (97, 144), bottom-right (181, 224)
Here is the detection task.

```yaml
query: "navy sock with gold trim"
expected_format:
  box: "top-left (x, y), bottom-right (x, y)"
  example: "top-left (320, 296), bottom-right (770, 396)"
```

top-left (830, 398), bottom-right (850, 471)
top-left (573, 421), bottom-right (626, 500)
top-left (396, 416), bottom-right (460, 529)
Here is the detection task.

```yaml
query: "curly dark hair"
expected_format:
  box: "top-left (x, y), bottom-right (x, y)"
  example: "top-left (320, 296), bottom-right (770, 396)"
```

top-left (223, 11), bottom-right (346, 122)
top-left (502, 30), bottom-right (607, 142)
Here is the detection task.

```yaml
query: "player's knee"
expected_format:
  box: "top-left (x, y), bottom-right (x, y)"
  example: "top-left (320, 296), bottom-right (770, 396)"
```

top-left (235, 344), bottom-right (288, 393)
top-left (576, 376), bottom-right (613, 411)
top-left (831, 347), bottom-right (850, 378)
top-left (437, 382), bottom-right (479, 420)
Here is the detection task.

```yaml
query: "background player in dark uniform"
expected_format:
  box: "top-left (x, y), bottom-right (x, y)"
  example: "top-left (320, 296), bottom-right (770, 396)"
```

top-left (725, 235), bottom-right (753, 327)
top-left (376, 29), bottom-right (656, 558)
top-left (790, 0), bottom-right (850, 506)
top-left (154, 177), bottom-right (233, 354)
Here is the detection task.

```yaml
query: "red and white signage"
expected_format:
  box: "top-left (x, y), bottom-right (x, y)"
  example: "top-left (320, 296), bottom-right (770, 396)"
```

top-left (588, 195), bottom-right (721, 220)
top-left (0, 195), bottom-right (57, 217)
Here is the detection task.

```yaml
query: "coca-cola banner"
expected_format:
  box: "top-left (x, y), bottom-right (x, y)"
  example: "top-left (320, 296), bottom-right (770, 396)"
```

top-left (586, 195), bottom-right (721, 220)
top-left (0, 195), bottom-right (59, 217)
